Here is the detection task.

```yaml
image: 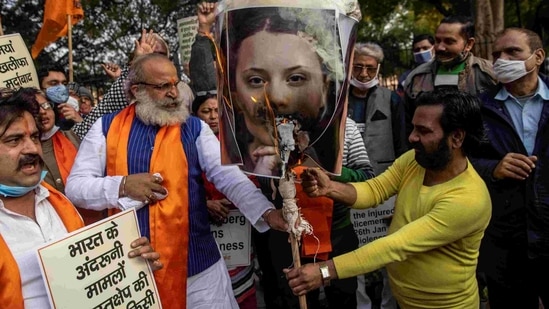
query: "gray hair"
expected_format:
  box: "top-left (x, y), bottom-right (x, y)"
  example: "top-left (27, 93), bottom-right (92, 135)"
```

top-left (125, 53), bottom-right (172, 101)
top-left (354, 42), bottom-right (384, 63)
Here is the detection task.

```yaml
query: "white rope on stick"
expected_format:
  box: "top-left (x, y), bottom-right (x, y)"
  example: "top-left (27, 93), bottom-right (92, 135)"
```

top-left (276, 117), bottom-right (313, 239)
top-left (279, 172), bottom-right (313, 238)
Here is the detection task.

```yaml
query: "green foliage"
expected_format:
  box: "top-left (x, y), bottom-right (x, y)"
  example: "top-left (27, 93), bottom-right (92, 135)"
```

top-left (356, 0), bottom-right (445, 75)
top-left (1, 0), bottom-right (200, 89)
top-left (355, 0), bottom-right (547, 77)
top-left (504, 0), bottom-right (549, 49)
top-left (355, 0), bottom-right (530, 76)
top-left (2, 0), bottom-right (545, 88)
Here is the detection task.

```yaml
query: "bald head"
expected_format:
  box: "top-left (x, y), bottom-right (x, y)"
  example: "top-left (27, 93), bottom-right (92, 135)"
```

top-left (126, 54), bottom-right (175, 101)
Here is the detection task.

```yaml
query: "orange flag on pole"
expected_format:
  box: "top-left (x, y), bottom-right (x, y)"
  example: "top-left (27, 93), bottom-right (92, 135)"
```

top-left (31, 0), bottom-right (84, 59)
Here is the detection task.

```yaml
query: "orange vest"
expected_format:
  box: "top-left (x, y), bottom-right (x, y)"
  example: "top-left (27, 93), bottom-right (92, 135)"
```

top-left (293, 167), bottom-right (334, 260)
top-left (51, 131), bottom-right (105, 225)
top-left (51, 131), bottom-right (77, 185)
top-left (0, 183), bottom-right (84, 308)
top-left (105, 105), bottom-right (189, 309)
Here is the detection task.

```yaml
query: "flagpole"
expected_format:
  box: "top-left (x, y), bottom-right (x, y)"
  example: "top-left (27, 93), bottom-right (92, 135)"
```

top-left (67, 14), bottom-right (73, 82)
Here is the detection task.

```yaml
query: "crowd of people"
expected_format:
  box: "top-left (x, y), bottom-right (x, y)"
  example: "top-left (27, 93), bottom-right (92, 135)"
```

top-left (0, 1), bottom-right (548, 309)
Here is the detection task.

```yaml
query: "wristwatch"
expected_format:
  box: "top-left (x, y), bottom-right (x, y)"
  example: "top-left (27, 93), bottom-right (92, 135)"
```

top-left (319, 262), bottom-right (331, 286)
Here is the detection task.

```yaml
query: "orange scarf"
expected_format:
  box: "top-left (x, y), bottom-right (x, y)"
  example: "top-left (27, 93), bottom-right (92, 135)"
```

top-left (0, 183), bottom-right (83, 309)
top-left (51, 131), bottom-right (78, 185)
top-left (293, 166), bottom-right (333, 261)
top-left (105, 105), bottom-right (189, 309)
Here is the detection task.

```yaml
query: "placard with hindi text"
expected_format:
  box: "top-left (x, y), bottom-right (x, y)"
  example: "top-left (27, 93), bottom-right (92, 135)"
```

top-left (0, 33), bottom-right (39, 89)
top-left (37, 209), bottom-right (162, 309)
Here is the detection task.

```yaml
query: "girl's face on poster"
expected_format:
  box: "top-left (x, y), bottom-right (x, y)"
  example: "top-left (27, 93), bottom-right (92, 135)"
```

top-left (234, 30), bottom-right (328, 146)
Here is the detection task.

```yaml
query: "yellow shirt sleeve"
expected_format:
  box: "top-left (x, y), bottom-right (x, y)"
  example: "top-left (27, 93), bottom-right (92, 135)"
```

top-left (349, 150), bottom-right (408, 209)
top-left (334, 153), bottom-right (491, 279)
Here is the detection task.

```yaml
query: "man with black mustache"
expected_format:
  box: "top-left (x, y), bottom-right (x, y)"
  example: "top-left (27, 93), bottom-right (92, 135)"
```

top-left (402, 15), bottom-right (496, 138)
top-left (286, 89), bottom-right (491, 308)
top-left (6, 87), bottom-right (104, 226)
top-left (0, 90), bottom-right (161, 308)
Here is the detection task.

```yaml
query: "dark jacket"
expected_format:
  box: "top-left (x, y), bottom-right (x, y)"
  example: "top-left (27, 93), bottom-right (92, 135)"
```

top-left (404, 54), bottom-right (496, 137)
top-left (471, 75), bottom-right (549, 258)
top-left (348, 85), bottom-right (408, 174)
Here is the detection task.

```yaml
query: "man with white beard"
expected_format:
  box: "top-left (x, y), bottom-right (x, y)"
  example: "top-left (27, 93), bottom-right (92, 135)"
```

top-left (65, 53), bottom-right (288, 309)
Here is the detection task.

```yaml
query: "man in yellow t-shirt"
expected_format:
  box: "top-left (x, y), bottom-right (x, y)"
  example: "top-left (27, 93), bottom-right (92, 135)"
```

top-left (285, 88), bottom-right (491, 309)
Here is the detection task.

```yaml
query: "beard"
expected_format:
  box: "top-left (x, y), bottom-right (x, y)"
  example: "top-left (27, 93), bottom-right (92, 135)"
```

top-left (411, 136), bottom-right (452, 171)
top-left (134, 89), bottom-right (189, 126)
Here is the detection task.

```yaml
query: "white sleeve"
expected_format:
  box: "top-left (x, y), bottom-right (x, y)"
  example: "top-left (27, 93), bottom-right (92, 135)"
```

top-left (195, 120), bottom-right (273, 232)
top-left (65, 118), bottom-right (123, 210)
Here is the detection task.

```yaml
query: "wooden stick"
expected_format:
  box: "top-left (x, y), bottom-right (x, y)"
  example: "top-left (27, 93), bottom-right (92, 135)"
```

top-left (290, 233), bottom-right (307, 309)
top-left (67, 14), bottom-right (73, 82)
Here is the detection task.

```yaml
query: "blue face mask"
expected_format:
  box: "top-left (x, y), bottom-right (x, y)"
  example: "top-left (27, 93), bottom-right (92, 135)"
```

top-left (413, 48), bottom-right (434, 64)
top-left (45, 85), bottom-right (69, 104)
top-left (0, 171), bottom-right (48, 197)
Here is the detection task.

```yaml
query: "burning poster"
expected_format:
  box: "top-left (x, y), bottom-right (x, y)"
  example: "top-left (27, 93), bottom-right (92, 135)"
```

top-left (215, 1), bottom-right (360, 178)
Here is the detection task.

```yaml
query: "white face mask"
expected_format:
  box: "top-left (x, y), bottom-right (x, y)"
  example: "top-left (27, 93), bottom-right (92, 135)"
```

top-left (350, 77), bottom-right (379, 90)
top-left (351, 64), bottom-right (380, 90)
top-left (493, 53), bottom-right (536, 83)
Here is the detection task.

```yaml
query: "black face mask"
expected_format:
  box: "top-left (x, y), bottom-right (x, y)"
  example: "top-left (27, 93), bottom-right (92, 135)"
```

top-left (436, 50), bottom-right (468, 68)
top-left (411, 135), bottom-right (452, 171)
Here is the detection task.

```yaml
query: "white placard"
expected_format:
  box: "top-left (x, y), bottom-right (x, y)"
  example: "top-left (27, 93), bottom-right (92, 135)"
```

top-left (177, 16), bottom-right (199, 67)
top-left (210, 209), bottom-right (251, 268)
top-left (351, 196), bottom-right (396, 246)
top-left (0, 33), bottom-right (39, 89)
top-left (37, 209), bottom-right (162, 309)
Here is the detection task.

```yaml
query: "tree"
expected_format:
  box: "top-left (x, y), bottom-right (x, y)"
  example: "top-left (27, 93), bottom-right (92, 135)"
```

top-left (474, 0), bottom-right (504, 60)
top-left (1, 0), bottom-right (200, 89)
top-left (2, 0), bottom-right (546, 89)
top-left (356, 0), bottom-right (445, 77)
top-left (355, 0), bottom-right (501, 78)
top-left (504, 0), bottom-right (549, 45)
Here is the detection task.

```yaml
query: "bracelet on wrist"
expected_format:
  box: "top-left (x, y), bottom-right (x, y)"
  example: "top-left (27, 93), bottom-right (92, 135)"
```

top-left (121, 176), bottom-right (127, 197)
top-left (262, 208), bottom-right (275, 227)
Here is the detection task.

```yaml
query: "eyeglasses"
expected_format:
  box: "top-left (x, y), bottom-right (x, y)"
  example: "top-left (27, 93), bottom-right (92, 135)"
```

top-left (136, 80), bottom-right (181, 92)
top-left (352, 65), bottom-right (379, 76)
top-left (40, 102), bottom-right (53, 110)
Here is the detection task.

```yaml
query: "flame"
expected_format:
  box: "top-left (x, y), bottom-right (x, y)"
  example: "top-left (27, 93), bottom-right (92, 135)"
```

top-left (249, 85), bottom-right (280, 155)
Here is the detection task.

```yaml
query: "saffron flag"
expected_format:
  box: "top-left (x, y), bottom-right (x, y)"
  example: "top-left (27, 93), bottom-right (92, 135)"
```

top-left (31, 0), bottom-right (84, 59)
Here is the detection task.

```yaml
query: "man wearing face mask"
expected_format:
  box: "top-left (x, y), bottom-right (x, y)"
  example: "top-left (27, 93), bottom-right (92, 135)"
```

top-left (396, 34), bottom-right (435, 98)
top-left (349, 42), bottom-right (407, 175)
top-left (348, 42), bottom-right (406, 309)
top-left (403, 15), bottom-right (496, 138)
top-left (37, 65), bottom-right (83, 128)
top-left (470, 28), bottom-right (549, 309)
